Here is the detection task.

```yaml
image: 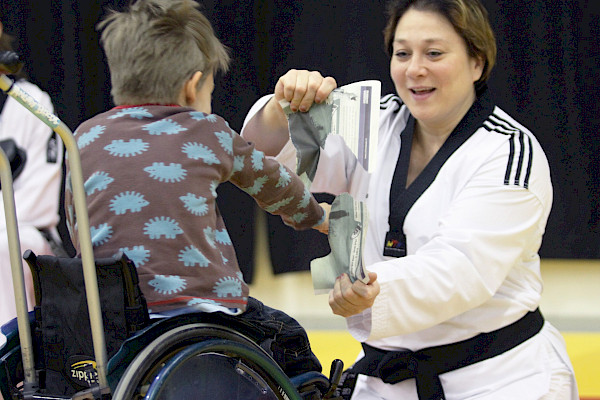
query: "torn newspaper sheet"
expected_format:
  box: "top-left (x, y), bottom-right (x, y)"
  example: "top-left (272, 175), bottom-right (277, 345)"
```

top-left (310, 193), bottom-right (369, 293)
top-left (279, 80), bottom-right (381, 187)
top-left (279, 81), bottom-right (380, 292)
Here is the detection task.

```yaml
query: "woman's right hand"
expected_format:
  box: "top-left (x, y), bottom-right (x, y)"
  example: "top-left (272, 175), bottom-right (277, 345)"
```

top-left (242, 70), bottom-right (337, 157)
top-left (274, 69), bottom-right (337, 113)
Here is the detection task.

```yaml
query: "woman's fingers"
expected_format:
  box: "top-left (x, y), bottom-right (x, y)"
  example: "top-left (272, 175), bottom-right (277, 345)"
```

top-left (329, 272), bottom-right (380, 317)
top-left (275, 69), bottom-right (337, 112)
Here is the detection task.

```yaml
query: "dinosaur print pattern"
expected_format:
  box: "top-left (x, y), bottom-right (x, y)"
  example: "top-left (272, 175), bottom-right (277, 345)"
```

top-left (179, 193), bottom-right (209, 216)
top-left (105, 139), bottom-right (149, 157)
top-left (77, 125), bottom-right (105, 149)
top-left (84, 171), bottom-right (114, 196)
top-left (213, 276), bottom-right (242, 298)
top-left (209, 180), bottom-right (219, 198)
top-left (203, 226), bottom-right (217, 248)
top-left (215, 130), bottom-right (233, 155)
top-left (233, 155), bottom-right (245, 173)
top-left (220, 252), bottom-right (229, 264)
top-left (187, 298), bottom-right (220, 307)
top-left (107, 107), bottom-right (152, 120)
top-left (277, 165), bottom-right (291, 188)
top-left (299, 189), bottom-right (311, 209)
top-left (182, 142), bottom-right (221, 164)
top-left (291, 212), bottom-right (308, 224)
top-left (144, 162), bottom-right (187, 182)
top-left (66, 105), bottom-right (323, 314)
top-left (251, 149), bottom-right (264, 171)
top-left (91, 223), bottom-right (113, 247)
top-left (241, 176), bottom-right (268, 196)
top-left (215, 229), bottom-right (232, 245)
top-left (178, 246), bottom-right (210, 267)
top-left (149, 275), bottom-right (187, 295)
top-left (190, 112), bottom-right (218, 123)
top-left (109, 191), bottom-right (149, 215)
top-left (143, 119), bottom-right (188, 135)
top-left (143, 217), bottom-right (184, 239)
top-left (264, 197), bottom-right (294, 213)
top-left (119, 245), bottom-right (150, 267)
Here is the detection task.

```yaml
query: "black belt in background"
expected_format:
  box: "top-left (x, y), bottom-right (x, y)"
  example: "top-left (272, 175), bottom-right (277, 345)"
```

top-left (352, 308), bottom-right (544, 400)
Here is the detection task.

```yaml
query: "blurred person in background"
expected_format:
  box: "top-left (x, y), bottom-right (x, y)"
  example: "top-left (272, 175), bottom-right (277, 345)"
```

top-left (0, 19), bottom-right (64, 326)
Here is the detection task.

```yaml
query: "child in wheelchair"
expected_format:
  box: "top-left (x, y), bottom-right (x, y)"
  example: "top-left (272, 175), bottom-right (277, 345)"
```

top-left (64, 0), bottom-right (328, 383)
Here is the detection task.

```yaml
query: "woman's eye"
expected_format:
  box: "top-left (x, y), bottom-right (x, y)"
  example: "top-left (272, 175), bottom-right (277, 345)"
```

top-left (427, 50), bottom-right (443, 58)
top-left (394, 50), bottom-right (409, 58)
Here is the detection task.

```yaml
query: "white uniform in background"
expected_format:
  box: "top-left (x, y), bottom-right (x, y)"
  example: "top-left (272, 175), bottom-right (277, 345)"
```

top-left (242, 88), bottom-right (578, 399)
top-left (0, 80), bottom-right (63, 326)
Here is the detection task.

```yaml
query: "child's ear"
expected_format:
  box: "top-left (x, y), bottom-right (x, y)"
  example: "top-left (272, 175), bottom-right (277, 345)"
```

top-left (184, 71), bottom-right (203, 105)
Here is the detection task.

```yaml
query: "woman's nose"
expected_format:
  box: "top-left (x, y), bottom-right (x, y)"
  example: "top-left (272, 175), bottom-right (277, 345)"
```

top-left (406, 55), bottom-right (426, 77)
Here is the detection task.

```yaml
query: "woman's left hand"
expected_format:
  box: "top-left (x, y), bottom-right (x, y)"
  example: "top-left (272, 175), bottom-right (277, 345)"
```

top-left (329, 272), bottom-right (380, 317)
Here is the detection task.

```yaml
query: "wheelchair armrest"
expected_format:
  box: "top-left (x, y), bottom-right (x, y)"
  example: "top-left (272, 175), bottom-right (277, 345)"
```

top-left (290, 370), bottom-right (331, 398)
top-left (0, 346), bottom-right (24, 400)
top-left (0, 312), bottom-right (37, 400)
top-left (0, 311), bottom-right (35, 356)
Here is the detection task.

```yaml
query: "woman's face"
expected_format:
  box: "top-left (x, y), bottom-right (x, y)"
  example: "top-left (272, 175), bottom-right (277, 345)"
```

top-left (390, 9), bottom-right (483, 134)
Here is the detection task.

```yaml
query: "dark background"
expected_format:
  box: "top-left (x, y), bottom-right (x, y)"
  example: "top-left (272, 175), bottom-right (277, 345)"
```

top-left (1, 1), bottom-right (598, 280)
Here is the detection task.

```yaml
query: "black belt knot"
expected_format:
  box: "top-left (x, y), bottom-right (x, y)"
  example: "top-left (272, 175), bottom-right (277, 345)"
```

top-left (352, 308), bottom-right (544, 400)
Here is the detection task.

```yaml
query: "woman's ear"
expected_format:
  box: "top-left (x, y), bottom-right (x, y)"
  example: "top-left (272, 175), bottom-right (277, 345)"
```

top-left (472, 56), bottom-right (484, 83)
top-left (183, 71), bottom-right (203, 106)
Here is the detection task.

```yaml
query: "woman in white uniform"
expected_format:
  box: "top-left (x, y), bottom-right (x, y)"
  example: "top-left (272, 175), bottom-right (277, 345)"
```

top-left (241, 0), bottom-right (578, 398)
top-left (0, 20), bottom-right (63, 327)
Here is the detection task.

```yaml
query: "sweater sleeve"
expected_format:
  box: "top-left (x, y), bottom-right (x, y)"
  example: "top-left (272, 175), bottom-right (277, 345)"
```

top-left (229, 130), bottom-right (324, 230)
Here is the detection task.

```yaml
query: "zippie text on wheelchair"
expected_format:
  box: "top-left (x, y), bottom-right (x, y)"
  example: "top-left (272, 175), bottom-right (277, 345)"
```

top-left (0, 51), bottom-right (344, 400)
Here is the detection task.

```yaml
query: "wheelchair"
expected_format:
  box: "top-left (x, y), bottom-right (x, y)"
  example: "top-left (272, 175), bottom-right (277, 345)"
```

top-left (0, 250), bottom-right (343, 400)
top-left (0, 53), bottom-right (344, 400)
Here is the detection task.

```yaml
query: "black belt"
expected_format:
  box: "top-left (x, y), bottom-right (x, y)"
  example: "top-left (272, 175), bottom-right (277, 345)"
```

top-left (352, 308), bottom-right (544, 400)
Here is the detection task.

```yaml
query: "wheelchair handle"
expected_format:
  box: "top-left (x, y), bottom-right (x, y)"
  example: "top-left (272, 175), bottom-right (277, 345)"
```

top-left (323, 358), bottom-right (344, 399)
top-left (0, 72), bottom-right (110, 390)
top-left (0, 51), bottom-right (24, 75)
top-left (0, 138), bottom-right (37, 391)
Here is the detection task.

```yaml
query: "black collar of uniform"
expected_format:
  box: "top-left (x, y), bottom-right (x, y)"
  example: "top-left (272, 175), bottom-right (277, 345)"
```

top-left (387, 86), bottom-right (495, 240)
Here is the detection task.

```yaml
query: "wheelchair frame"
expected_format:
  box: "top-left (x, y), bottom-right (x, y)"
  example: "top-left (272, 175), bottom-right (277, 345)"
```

top-left (0, 58), bottom-right (342, 400)
top-left (0, 69), bottom-right (110, 397)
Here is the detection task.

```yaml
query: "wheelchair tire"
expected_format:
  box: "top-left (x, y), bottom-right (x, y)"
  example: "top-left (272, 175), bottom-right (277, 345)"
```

top-left (144, 339), bottom-right (300, 400)
top-left (112, 323), bottom-right (302, 400)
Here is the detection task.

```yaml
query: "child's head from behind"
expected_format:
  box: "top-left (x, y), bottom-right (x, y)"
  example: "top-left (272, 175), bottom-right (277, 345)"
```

top-left (98, 0), bottom-right (229, 106)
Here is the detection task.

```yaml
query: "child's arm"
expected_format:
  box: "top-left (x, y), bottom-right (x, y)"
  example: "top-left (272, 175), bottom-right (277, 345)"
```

top-left (228, 130), bottom-right (326, 231)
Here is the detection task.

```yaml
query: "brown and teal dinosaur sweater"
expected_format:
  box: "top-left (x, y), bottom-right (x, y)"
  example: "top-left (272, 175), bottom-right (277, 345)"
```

top-left (65, 105), bottom-right (323, 313)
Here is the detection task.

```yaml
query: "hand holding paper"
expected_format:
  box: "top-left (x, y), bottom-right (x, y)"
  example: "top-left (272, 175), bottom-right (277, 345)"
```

top-left (311, 193), bottom-right (369, 294)
top-left (280, 80), bottom-right (381, 293)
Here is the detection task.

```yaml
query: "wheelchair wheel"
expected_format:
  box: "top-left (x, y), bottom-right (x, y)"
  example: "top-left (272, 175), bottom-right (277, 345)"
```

top-left (112, 323), bottom-right (302, 400)
top-left (144, 339), bottom-right (299, 399)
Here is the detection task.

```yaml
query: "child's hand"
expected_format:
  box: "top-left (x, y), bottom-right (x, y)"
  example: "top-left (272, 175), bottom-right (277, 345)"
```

top-left (313, 202), bottom-right (330, 234)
